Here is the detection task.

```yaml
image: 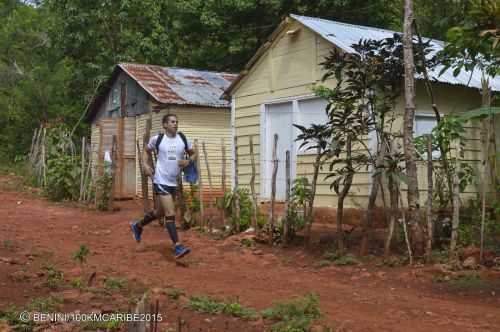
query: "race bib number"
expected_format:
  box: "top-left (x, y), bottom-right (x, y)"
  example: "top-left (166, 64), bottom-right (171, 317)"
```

top-left (167, 145), bottom-right (177, 160)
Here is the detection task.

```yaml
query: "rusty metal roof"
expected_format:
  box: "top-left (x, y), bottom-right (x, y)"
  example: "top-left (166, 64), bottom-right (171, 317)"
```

top-left (119, 63), bottom-right (237, 107)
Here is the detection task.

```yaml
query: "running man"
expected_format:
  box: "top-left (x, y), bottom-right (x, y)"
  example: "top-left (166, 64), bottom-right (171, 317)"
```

top-left (130, 114), bottom-right (195, 259)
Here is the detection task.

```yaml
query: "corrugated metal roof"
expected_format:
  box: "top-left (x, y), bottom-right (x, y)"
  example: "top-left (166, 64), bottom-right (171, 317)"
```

top-left (291, 14), bottom-right (500, 92)
top-left (119, 63), bottom-right (237, 107)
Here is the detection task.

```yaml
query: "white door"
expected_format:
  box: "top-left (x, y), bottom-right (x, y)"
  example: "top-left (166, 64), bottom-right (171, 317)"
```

top-left (266, 102), bottom-right (294, 200)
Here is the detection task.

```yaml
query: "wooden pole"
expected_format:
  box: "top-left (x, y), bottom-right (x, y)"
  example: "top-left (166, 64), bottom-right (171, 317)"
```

top-left (177, 172), bottom-right (187, 228)
top-left (233, 136), bottom-right (240, 231)
top-left (305, 148), bottom-right (321, 249)
top-left (79, 137), bottom-right (86, 202)
top-left (108, 135), bottom-right (118, 211)
top-left (399, 189), bottom-right (413, 265)
top-left (283, 150), bottom-right (291, 244)
top-left (143, 117), bottom-right (152, 209)
top-left (202, 141), bottom-right (213, 207)
top-left (480, 79), bottom-right (492, 263)
top-left (202, 141), bottom-right (213, 232)
top-left (194, 139), bottom-right (204, 227)
top-left (29, 127), bottom-right (39, 164)
top-left (426, 135), bottom-right (433, 262)
top-left (268, 134), bottom-right (278, 245)
top-left (221, 138), bottom-right (227, 226)
top-left (82, 148), bottom-right (92, 202)
top-left (449, 139), bottom-right (461, 259)
top-left (137, 140), bottom-right (149, 212)
top-left (249, 136), bottom-right (258, 230)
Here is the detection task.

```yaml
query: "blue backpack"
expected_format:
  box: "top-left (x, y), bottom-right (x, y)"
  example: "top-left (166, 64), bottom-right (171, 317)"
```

top-left (155, 132), bottom-right (198, 184)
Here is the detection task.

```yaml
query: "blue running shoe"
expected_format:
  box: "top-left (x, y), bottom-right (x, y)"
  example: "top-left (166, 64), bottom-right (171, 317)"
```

top-left (130, 222), bottom-right (143, 243)
top-left (174, 244), bottom-right (190, 259)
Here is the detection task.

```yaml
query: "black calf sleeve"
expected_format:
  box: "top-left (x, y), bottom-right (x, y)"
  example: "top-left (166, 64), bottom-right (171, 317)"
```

top-left (164, 216), bottom-right (179, 244)
top-left (138, 211), bottom-right (157, 227)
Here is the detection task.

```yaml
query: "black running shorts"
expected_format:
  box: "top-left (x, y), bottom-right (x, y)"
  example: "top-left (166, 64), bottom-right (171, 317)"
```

top-left (153, 183), bottom-right (177, 196)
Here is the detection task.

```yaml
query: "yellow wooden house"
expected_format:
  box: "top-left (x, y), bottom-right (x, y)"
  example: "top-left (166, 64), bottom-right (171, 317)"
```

top-left (224, 14), bottom-right (500, 208)
top-left (86, 63), bottom-right (237, 199)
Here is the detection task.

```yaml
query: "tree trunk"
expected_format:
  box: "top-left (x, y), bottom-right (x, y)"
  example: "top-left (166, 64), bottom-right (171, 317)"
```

top-left (426, 135), bottom-right (433, 262)
top-left (384, 176), bottom-right (399, 257)
top-left (480, 78), bottom-right (492, 263)
top-left (403, 0), bottom-right (423, 253)
top-left (305, 149), bottom-right (322, 249)
top-left (336, 138), bottom-right (354, 254)
top-left (449, 139), bottom-right (461, 259)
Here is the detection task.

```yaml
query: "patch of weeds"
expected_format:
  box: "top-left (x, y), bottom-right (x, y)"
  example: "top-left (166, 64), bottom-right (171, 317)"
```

top-left (43, 264), bottom-right (64, 289)
top-left (27, 296), bottom-right (63, 312)
top-left (72, 245), bottom-right (90, 264)
top-left (0, 304), bottom-right (34, 331)
top-left (262, 293), bottom-right (322, 332)
top-left (431, 250), bottom-right (450, 264)
top-left (281, 256), bottom-right (294, 265)
top-left (449, 274), bottom-right (489, 289)
top-left (241, 238), bottom-right (254, 248)
top-left (222, 298), bottom-right (258, 320)
top-left (70, 277), bottom-right (85, 289)
top-left (324, 249), bottom-right (358, 266)
top-left (314, 260), bottom-right (332, 269)
top-left (432, 274), bottom-right (490, 289)
top-left (186, 296), bottom-right (258, 320)
top-left (81, 318), bottom-right (123, 331)
top-left (186, 296), bottom-right (223, 314)
top-left (3, 239), bottom-right (13, 249)
top-left (164, 287), bottom-right (185, 300)
top-left (379, 257), bottom-right (405, 267)
top-left (104, 277), bottom-right (125, 292)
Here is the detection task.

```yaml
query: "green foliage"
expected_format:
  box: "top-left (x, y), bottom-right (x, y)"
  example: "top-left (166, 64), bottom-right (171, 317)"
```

top-left (164, 287), bottom-right (186, 300)
top-left (104, 277), bottom-right (125, 292)
top-left (70, 277), bottom-right (85, 289)
top-left (323, 249), bottom-right (358, 266)
top-left (43, 264), bottom-right (64, 289)
top-left (459, 197), bottom-right (500, 248)
top-left (26, 296), bottom-right (63, 313)
top-left (414, 116), bottom-right (475, 207)
top-left (439, 0), bottom-right (500, 77)
top-left (223, 188), bottom-right (254, 232)
top-left (186, 296), bottom-right (258, 320)
top-left (80, 318), bottom-right (123, 331)
top-left (95, 172), bottom-right (112, 211)
top-left (72, 244), bottom-right (90, 264)
top-left (262, 293), bottom-right (322, 332)
top-left (0, 304), bottom-right (34, 331)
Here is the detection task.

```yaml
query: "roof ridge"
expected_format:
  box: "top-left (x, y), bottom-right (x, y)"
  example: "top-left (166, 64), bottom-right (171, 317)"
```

top-left (290, 14), bottom-right (443, 44)
top-left (118, 62), bottom-right (237, 76)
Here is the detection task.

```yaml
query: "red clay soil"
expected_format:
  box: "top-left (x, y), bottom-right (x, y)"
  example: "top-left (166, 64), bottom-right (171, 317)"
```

top-left (0, 174), bottom-right (499, 332)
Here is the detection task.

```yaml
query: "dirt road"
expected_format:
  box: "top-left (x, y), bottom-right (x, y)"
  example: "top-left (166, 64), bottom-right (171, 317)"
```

top-left (0, 174), bottom-right (499, 331)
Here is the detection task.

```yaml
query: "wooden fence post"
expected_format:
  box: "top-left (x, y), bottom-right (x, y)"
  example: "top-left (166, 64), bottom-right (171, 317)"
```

top-left (79, 137), bottom-right (86, 202)
top-left (426, 135), bottom-right (433, 262)
top-left (268, 134), bottom-right (278, 245)
top-left (283, 150), bottom-right (291, 243)
top-left (202, 141), bottom-right (213, 232)
top-left (249, 136), bottom-right (258, 230)
top-left (108, 135), bottom-right (118, 211)
top-left (143, 117), bottom-right (152, 210)
top-left (233, 135), bottom-right (240, 231)
top-left (221, 138), bottom-right (227, 226)
top-left (194, 139), bottom-right (204, 226)
top-left (449, 139), bottom-right (461, 259)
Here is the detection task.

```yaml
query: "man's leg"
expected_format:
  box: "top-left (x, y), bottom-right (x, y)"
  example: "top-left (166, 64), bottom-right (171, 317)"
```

top-left (130, 195), bottom-right (164, 243)
top-left (158, 190), bottom-right (190, 258)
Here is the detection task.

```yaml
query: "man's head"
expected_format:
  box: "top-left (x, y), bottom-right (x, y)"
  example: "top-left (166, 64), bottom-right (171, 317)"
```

top-left (162, 114), bottom-right (178, 135)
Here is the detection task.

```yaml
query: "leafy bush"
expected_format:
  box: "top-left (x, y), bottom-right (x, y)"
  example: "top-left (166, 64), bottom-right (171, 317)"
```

top-left (95, 172), bottom-right (112, 211)
top-left (222, 188), bottom-right (254, 232)
top-left (186, 296), bottom-right (258, 320)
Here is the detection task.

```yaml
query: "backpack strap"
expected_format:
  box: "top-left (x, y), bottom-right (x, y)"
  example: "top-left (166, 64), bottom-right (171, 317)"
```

top-left (155, 132), bottom-right (189, 154)
top-left (155, 133), bottom-right (164, 153)
top-left (177, 131), bottom-right (189, 152)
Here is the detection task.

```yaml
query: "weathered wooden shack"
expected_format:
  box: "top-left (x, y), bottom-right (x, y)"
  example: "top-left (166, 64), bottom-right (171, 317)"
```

top-left (86, 63), bottom-right (237, 199)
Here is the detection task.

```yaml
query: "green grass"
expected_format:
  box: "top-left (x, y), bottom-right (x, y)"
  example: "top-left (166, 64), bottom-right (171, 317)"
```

top-left (164, 287), bottom-right (185, 300)
top-left (3, 239), bottom-right (13, 249)
top-left (26, 296), bottom-right (63, 312)
top-left (262, 293), bottom-right (322, 332)
top-left (72, 245), bottom-right (90, 264)
top-left (104, 277), bottom-right (125, 291)
top-left (433, 273), bottom-right (490, 289)
top-left (323, 249), bottom-right (358, 266)
top-left (313, 260), bottom-right (332, 269)
top-left (70, 277), bottom-right (85, 289)
top-left (80, 319), bottom-right (123, 331)
top-left (43, 264), bottom-right (64, 289)
top-left (186, 296), bottom-right (258, 320)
